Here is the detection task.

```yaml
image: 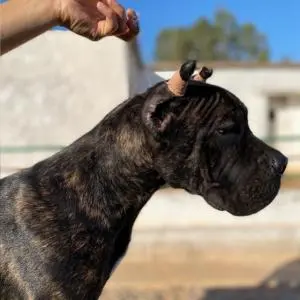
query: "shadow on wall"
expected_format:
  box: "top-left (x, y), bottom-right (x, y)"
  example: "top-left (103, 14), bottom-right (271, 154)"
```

top-left (203, 258), bottom-right (300, 300)
top-left (140, 69), bottom-right (165, 91)
top-left (129, 65), bottom-right (165, 97)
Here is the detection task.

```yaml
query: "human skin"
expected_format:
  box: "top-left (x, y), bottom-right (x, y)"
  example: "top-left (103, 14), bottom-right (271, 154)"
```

top-left (0, 0), bottom-right (139, 55)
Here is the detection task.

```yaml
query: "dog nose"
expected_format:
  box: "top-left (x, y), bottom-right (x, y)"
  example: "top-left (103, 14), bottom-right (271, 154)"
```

top-left (271, 153), bottom-right (288, 175)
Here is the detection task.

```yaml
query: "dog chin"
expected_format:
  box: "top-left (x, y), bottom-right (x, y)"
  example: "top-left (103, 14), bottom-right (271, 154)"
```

top-left (208, 202), bottom-right (225, 211)
top-left (225, 203), bottom-right (271, 217)
top-left (206, 203), bottom-right (268, 216)
top-left (226, 194), bottom-right (276, 217)
top-left (206, 191), bottom-right (276, 216)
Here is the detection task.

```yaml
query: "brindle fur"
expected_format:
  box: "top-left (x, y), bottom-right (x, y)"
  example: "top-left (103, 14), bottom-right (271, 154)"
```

top-left (0, 61), bottom-right (287, 299)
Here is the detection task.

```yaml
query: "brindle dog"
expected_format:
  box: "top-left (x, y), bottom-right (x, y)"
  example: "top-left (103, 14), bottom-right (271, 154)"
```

top-left (0, 60), bottom-right (287, 299)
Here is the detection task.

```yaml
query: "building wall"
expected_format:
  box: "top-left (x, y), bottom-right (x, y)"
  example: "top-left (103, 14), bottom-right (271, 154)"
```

top-left (126, 41), bottom-right (164, 97)
top-left (0, 31), bottom-right (135, 174)
top-left (0, 31), bottom-right (131, 146)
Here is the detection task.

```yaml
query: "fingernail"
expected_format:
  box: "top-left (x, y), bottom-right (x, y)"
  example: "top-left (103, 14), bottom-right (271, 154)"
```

top-left (131, 11), bottom-right (138, 19)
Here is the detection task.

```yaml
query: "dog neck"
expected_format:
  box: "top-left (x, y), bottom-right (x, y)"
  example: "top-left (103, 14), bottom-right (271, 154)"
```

top-left (33, 96), bottom-right (164, 232)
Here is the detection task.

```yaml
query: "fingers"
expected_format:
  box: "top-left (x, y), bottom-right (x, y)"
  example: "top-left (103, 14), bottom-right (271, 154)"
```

top-left (126, 9), bottom-right (139, 33)
top-left (108, 0), bottom-right (129, 34)
top-left (96, 1), bottom-right (113, 18)
top-left (96, 1), bottom-right (119, 37)
top-left (95, 0), bottom-right (139, 41)
top-left (117, 9), bottom-right (139, 41)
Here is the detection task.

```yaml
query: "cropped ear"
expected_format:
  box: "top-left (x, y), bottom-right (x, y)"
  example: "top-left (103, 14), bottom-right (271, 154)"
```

top-left (142, 60), bottom-right (196, 137)
top-left (192, 66), bottom-right (213, 82)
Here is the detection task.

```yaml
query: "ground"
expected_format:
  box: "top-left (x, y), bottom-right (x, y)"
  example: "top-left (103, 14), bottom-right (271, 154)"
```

top-left (101, 241), bottom-right (300, 300)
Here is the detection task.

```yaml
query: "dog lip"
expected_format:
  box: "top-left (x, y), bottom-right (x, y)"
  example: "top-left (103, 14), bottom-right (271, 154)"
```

top-left (229, 201), bottom-right (273, 216)
top-left (205, 185), bottom-right (226, 211)
top-left (211, 203), bottom-right (225, 211)
top-left (205, 198), bottom-right (225, 211)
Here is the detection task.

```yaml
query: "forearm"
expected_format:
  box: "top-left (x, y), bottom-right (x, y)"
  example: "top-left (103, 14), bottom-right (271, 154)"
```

top-left (0, 0), bottom-right (59, 55)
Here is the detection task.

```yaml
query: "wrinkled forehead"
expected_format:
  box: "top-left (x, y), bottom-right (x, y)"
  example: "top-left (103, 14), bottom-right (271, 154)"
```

top-left (185, 80), bottom-right (248, 115)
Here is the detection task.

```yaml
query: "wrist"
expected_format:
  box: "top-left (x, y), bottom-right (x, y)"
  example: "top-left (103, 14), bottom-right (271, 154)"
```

top-left (51, 0), bottom-right (63, 26)
top-left (32, 0), bottom-right (60, 28)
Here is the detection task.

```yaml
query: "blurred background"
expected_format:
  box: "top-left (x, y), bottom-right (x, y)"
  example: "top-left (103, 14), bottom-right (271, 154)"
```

top-left (1, 0), bottom-right (300, 299)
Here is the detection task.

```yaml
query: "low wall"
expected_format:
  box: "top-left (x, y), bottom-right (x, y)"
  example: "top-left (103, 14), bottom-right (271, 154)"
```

top-left (133, 187), bottom-right (300, 230)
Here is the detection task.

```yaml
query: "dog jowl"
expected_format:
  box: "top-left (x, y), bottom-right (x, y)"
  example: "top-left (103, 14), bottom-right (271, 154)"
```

top-left (0, 60), bottom-right (287, 299)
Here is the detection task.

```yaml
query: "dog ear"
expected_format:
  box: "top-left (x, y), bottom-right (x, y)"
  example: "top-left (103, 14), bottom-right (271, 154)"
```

top-left (166, 60), bottom-right (197, 96)
top-left (192, 66), bottom-right (213, 82)
top-left (142, 60), bottom-right (196, 137)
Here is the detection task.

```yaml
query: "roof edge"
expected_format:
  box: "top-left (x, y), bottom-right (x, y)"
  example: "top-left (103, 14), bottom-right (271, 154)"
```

top-left (150, 61), bottom-right (300, 71)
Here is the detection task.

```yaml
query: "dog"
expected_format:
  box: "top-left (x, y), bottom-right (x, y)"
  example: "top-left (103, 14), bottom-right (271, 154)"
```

top-left (0, 60), bottom-right (288, 299)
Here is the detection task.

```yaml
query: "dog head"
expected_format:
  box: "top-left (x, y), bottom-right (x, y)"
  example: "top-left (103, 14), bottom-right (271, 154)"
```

top-left (141, 60), bottom-right (288, 216)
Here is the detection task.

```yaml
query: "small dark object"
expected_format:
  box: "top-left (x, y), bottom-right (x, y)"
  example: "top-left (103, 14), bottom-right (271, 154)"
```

top-left (179, 60), bottom-right (197, 81)
top-left (192, 65), bottom-right (213, 82)
top-left (199, 66), bottom-right (213, 80)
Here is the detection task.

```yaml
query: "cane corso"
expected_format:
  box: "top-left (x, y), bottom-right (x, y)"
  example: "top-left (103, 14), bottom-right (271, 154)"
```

top-left (0, 60), bottom-right (288, 299)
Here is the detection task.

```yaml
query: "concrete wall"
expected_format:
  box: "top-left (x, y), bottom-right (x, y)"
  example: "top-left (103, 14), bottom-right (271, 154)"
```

top-left (126, 43), bottom-right (164, 97)
top-left (0, 31), bottom-right (130, 146)
top-left (131, 188), bottom-right (300, 246)
top-left (0, 34), bottom-right (165, 175)
top-left (0, 31), bottom-right (140, 174)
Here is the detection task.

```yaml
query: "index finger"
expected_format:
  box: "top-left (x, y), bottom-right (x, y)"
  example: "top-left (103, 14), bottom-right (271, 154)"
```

top-left (104, 0), bottom-right (129, 33)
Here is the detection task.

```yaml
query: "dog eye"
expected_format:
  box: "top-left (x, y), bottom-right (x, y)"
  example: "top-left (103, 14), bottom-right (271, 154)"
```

top-left (217, 128), bottom-right (230, 135)
top-left (217, 128), bottom-right (226, 135)
top-left (217, 123), bottom-right (238, 135)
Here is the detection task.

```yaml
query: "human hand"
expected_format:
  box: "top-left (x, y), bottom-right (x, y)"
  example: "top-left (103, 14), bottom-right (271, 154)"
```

top-left (56, 0), bottom-right (139, 41)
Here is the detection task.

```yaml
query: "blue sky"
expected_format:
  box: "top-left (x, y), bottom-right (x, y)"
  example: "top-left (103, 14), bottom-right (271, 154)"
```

top-left (120, 0), bottom-right (300, 63)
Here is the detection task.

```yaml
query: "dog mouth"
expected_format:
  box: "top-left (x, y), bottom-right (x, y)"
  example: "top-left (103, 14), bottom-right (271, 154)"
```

top-left (226, 200), bottom-right (273, 216)
top-left (207, 200), bottom-right (225, 211)
top-left (204, 176), bottom-right (282, 216)
top-left (205, 185), bottom-right (226, 211)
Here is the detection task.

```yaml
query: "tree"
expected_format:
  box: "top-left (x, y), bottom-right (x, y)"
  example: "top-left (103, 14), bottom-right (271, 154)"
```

top-left (155, 9), bottom-right (270, 62)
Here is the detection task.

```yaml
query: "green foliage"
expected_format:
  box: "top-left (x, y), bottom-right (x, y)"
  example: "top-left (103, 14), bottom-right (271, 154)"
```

top-left (155, 9), bottom-right (270, 62)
